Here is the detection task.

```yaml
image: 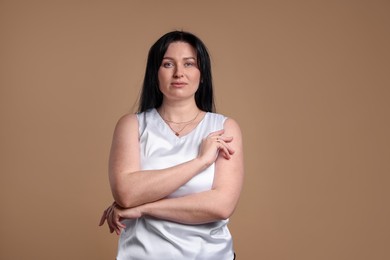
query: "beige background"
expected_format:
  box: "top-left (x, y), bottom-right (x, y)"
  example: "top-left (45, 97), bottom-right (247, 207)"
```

top-left (1, 0), bottom-right (389, 259)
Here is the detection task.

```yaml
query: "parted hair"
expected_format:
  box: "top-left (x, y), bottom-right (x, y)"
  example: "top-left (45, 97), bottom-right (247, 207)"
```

top-left (138, 31), bottom-right (215, 113)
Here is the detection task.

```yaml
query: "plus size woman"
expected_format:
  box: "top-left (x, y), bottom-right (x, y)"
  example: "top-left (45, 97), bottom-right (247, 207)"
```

top-left (99, 31), bottom-right (244, 260)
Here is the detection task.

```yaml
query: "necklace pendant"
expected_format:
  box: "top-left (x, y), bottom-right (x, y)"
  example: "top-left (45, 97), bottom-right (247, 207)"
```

top-left (175, 132), bottom-right (179, 136)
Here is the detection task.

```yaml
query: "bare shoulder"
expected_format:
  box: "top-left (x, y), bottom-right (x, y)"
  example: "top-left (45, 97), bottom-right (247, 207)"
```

top-left (113, 113), bottom-right (139, 137)
top-left (117, 113), bottom-right (138, 125)
top-left (223, 117), bottom-right (242, 137)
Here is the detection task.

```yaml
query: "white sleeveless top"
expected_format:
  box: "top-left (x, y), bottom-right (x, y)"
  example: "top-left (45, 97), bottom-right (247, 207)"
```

top-left (116, 108), bottom-right (234, 260)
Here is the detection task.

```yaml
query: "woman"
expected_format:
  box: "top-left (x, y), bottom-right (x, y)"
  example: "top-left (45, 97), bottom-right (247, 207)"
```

top-left (99, 31), bottom-right (244, 260)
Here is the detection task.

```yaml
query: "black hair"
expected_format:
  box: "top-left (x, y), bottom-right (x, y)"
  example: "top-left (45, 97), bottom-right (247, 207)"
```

top-left (138, 31), bottom-right (215, 112)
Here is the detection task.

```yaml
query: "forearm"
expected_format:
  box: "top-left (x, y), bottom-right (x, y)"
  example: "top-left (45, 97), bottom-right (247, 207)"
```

top-left (111, 157), bottom-right (210, 208)
top-left (139, 189), bottom-right (237, 225)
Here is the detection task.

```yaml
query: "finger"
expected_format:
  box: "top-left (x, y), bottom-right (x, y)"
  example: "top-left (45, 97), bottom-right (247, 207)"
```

top-left (217, 143), bottom-right (232, 160)
top-left (209, 129), bottom-right (225, 137)
top-left (115, 222), bottom-right (125, 235)
top-left (107, 214), bottom-right (114, 233)
top-left (114, 212), bottom-right (126, 235)
top-left (107, 213), bottom-right (114, 233)
top-left (114, 211), bottom-right (125, 229)
top-left (109, 210), bottom-right (117, 233)
top-left (217, 139), bottom-right (235, 155)
top-left (116, 218), bottom-right (126, 229)
top-left (107, 207), bottom-right (116, 233)
top-left (115, 220), bottom-right (125, 235)
top-left (114, 220), bottom-right (121, 235)
top-left (99, 210), bottom-right (107, 226)
top-left (225, 143), bottom-right (235, 155)
top-left (212, 133), bottom-right (232, 141)
top-left (220, 143), bottom-right (235, 159)
top-left (219, 135), bottom-right (233, 143)
top-left (102, 202), bottom-right (117, 230)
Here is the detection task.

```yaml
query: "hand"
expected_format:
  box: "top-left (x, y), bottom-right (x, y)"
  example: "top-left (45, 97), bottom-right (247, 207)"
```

top-left (99, 202), bottom-right (121, 235)
top-left (99, 202), bottom-right (142, 235)
top-left (198, 129), bottom-right (235, 167)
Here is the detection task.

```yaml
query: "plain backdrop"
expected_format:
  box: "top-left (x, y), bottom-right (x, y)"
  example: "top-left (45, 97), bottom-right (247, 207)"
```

top-left (1, 0), bottom-right (389, 259)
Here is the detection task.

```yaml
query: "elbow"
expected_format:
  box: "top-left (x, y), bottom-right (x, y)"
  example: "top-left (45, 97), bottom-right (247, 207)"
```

top-left (115, 197), bottom-right (132, 209)
top-left (210, 191), bottom-right (238, 220)
top-left (115, 196), bottom-right (141, 209)
top-left (213, 202), bottom-right (236, 220)
top-left (218, 207), bottom-right (235, 220)
top-left (112, 189), bottom-right (138, 209)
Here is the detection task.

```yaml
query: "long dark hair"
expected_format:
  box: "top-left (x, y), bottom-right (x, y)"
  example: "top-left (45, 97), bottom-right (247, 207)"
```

top-left (138, 31), bottom-right (215, 113)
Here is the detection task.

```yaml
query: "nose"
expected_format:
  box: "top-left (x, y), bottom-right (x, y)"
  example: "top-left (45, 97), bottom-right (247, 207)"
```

top-left (173, 65), bottom-right (184, 78)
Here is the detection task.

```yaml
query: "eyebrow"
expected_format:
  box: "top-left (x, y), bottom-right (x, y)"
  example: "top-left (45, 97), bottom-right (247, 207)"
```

top-left (162, 57), bottom-right (197, 61)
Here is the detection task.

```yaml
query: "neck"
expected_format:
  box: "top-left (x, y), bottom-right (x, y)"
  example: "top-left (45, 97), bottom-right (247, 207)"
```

top-left (158, 100), bottom-right (200, 123)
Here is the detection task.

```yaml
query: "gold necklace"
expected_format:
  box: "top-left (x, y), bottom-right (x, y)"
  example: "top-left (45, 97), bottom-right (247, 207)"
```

top-left (161, 110), bottom-right (201, 136)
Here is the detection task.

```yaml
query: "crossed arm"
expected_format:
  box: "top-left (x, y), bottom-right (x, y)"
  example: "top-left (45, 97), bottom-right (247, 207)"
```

top-left (99, 113), bottom-right (244, 234)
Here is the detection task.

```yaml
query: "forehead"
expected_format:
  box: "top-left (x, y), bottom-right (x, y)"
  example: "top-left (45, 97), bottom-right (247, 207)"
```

top-left (163, 41), bottom-right (197, 59)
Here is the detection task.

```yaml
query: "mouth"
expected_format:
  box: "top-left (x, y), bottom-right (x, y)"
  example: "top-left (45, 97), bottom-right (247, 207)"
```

top-left (171, 82), bottom-right (187, 87)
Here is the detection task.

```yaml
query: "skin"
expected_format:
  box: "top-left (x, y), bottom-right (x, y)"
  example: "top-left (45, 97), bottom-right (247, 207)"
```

top-left (99, 42), bottom-right (244, 235)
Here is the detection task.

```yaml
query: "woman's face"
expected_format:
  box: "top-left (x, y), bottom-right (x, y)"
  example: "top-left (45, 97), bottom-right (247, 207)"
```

top-left (158, 41), bottom-right (201, 103)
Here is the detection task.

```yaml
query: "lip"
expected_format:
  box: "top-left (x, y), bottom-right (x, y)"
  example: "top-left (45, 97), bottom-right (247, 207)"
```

top-left (171, 82), bottom-right (187, 87)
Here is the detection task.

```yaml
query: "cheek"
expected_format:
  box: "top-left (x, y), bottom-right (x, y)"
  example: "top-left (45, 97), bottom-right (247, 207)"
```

top-left (157, 71), bottom-right (165, 86)
top-left (194, 72), bottom-right (201, 84)
top-left (158, 69), bottom-right (172, 82)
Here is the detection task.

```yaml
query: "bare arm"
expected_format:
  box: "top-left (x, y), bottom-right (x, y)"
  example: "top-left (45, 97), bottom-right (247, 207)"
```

top-left (140, 118), bottom-right (244, 223)
top-left (109, 114), bottom-right (234, 208)
top-left (107, 118), bottom-right (244, 230)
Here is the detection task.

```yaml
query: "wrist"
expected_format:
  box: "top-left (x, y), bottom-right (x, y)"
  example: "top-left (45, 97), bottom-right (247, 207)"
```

top-left (194, 157), bottom-right (211, 171)
top-left (138, 203), bottom-right (149, 217)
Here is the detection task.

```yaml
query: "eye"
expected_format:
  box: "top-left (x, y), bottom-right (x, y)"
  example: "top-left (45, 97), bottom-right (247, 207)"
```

top-left (162, 62), bottom-right (174, 68)
top-left (184, 62), bottom-right (196, 67)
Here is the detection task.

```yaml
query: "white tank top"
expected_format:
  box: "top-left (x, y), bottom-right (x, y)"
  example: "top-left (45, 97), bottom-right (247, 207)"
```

top-left (116, 108), bottom-right (234, 260)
